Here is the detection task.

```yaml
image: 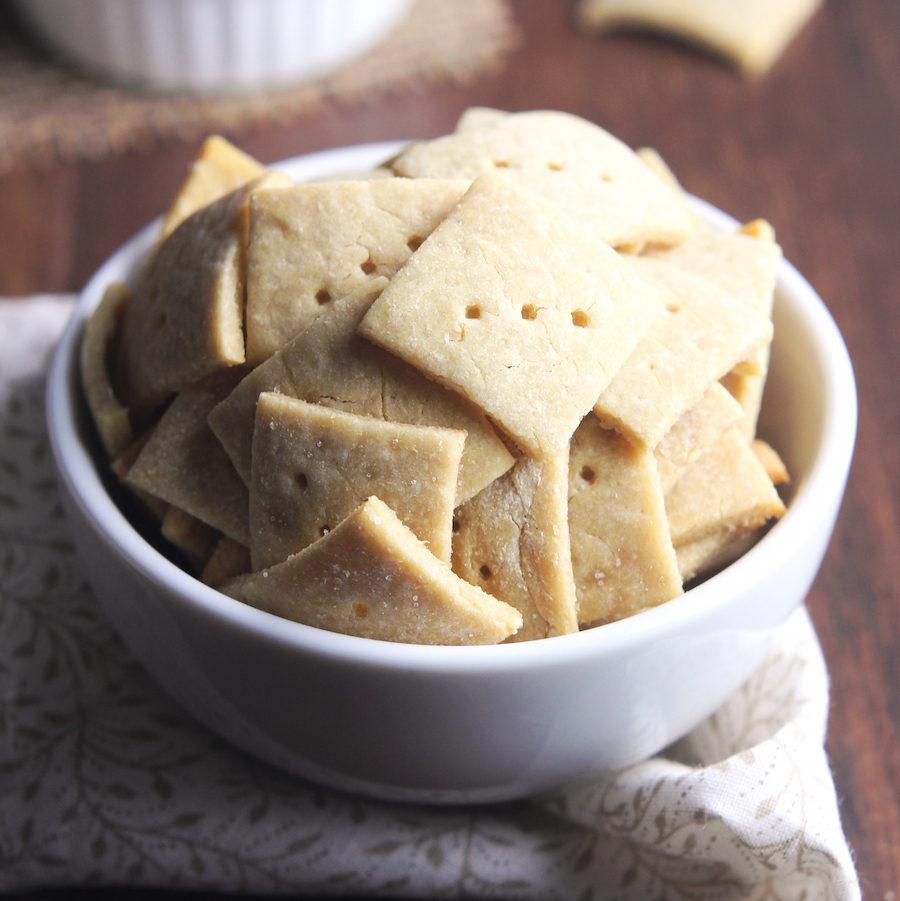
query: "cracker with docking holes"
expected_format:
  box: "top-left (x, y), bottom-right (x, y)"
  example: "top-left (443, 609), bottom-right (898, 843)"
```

top-left (80, 282), bottom-right (133, 458)
top-left (569, 415), bottom-right (682, 625)
top-left (392, 110), bottom-right (692, 249)
top-left (246, 178), bottom-right (468, 363)
top-left (117, 172), bottom-right (290, 410)
top-left (452, 454), bottom-right (579, 642)
top-left (594, 256), bottom-right (772, 448)
top-left (359, 174), bottom-right (661, 456)
top-left (250, 393), bottom-right (465, 570)
top-left (126, 370), bottom-right (250, 545)
top-left (210, 280), bottom-right (513, 505)
top-left (225, 497), bottom-right (523, 645)
top-left (576, 0), bottom-right (823, 75)
top-left (162, 136), bottom-right (268, 238)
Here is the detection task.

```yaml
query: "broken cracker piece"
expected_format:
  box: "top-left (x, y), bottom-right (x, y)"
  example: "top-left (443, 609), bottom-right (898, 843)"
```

top-left (117, 172), bottom-right (289, 410)
top-left (359, 173), bottom-right (661, 456)
top-left (202, 537), bottom-right (251, 588)
top-left (577, 0), bottom-right (823, 75)
top-left (209, 279), bottom-right (513, 506)
top-left (245, 178), bottom-right (468, 363)
top-left (126, 371), bottom-right (250, 544)
top-left (753, 439), bottom-right (790, 486)
top-left (250, 394), bottom-right (465, 570)
top-left (655, 383), bottom-right (743, 493)
top-left (162, 136), bottom-right (268, 238)
top-left (452, 453), bottom-right (579, 642)
top-left (224, 497), bottom-right (522, 645)
top-left (79, 282), bottom-right (134, 458)
top-left (161, 507), bottom-right (218, 570)
top-left (677, 530), bottom-right (759, 583)
top-left (666, 427), bottom-right (785, 548)
top-left (594, 256), bottom-right (771, 449)
top-left (569, 416), bottom-right (681, 625)
top-left (392, 110), bottom-right (692, 249)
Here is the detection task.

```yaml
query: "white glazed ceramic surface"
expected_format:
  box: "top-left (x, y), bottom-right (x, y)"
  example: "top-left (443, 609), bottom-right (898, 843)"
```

top-left (15, 0), bottom-right (412, 93)
top-left (46, 142), bottom-right (857, 804)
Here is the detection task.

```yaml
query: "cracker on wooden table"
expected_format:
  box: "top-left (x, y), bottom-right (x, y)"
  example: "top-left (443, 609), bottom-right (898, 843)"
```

top-left (117, 172), bottom-right (289, 411)
top-left (752, 439), bottom-right (790, 485)
top-left (224, 497), bottom-right (523, 645)
top-left (359, 174), bottom-right (661, 456)
top-left (594, 256), bottom-right (772, 449)
top-left (160, 507), bottom-right (218, 570)
top-left (576, 0), bottom-right (823, 75)
top-left (655, 383), bottom-right (743, 493)
top-left (569, 416), bottom-right (681, 625)
top-left (79, 282), bottom-right (133, 458)
top-left (245, 178), bottom-right (468, 363)
top-left (648, 221), bottom-right (782, 438)
top-left (202, 537), bottom-right (251, 588)
top-left (161, 136), bottom-right (268, 238)
top-left (209, 280), bottom-right (514, 504)
top-left (126, 371), bottom-right (250, 544)
top-left (666, 427), bottom-right (785, 549)
top-left (452, 453), bottom-right (579, 642)
top-left (391, 110), bottom-right (692, 249)
top-left (250, 393), bottom-right (465, 570)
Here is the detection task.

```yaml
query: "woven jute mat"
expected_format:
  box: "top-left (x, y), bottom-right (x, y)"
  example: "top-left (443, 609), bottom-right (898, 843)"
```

top-left (0, 0), bottom-right (518, 174)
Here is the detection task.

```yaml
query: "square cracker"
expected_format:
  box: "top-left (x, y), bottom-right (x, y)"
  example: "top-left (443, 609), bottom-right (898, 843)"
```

top-left (250, 394), bottom-right (465, 570)
top-left (576, 0), bottom-right (823, 75)
top-left (452, 453), bottom-right (579, 642)
top-left (391, 110), bottom-right (692, 249)
top-left (655, 383), bottom-right (743, 493)
top-left (648, 221), bottom-right (781, 437)
top-left (666, 427), bottom-right (785, 549)
top-left (593, 256), bottom-right (772, 448)
top-left (126, 371), bottom-right (250, 545)
top-left (79, 282), bottom-right (133, 459)
top-left (246, 178), bottom-right (469, 363)
top-left (224, 497), bottom-right (523, 645)
top-left (117, 172), bottom-right (289, 410)
top-left (568, 416), bottom-right (681, 625)
top-left (209, 280), bottom-right (513, 505)
top-left (359, 174), bottom-right (661, 456)
top-left (161, 136), bottom-right (267, 238)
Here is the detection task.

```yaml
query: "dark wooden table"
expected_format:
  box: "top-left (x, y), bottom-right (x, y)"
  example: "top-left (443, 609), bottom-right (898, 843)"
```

top-left (4, 1), bottom-right (897, 898)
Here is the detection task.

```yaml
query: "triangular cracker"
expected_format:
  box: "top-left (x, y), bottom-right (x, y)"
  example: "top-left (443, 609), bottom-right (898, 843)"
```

top-left (79, 282), bottom-right (133, 458)
top-left (676, 531), bottom-right (759, 584)
top-left (246, 178), bottom-right (469, 363)
top-left (577, 0), bottom-right (823, 75)
top-left (126, 371), bottom-right (249, 544)
top-left (160, 507), bottom-right (218, 570)
top-left (594, 256), bottom-right (772, 448)
top-left (391, 110), bottom-right (692, 249)
top-left (452, 454), bottom-right (579, 642)
top-left (224, 497), bottom-right (523, 645)
top-left (752, 439), bottom-right (790, 486)
top-left (250, 393), bottom-right (465, 570)
top-left (568, 416), bottom-right (681, 625)
top-left (117, 172), bottom-right (289, 410)
top-left (161, 136), bottom-right (268, 238)
top-left (666, 427), bottom-right (785, 549)
top-left (655, 383), bottom-right (744, 492)
top-left (359, 174), bottom-right (661, 456)
top-left (209, 280), bottom-right (514, 505)
top-left (202, 537), bottom-right (251, 588)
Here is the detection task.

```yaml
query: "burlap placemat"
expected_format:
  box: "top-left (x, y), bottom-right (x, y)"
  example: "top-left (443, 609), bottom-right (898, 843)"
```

top-left (0, 0), bottom-right (518, 174)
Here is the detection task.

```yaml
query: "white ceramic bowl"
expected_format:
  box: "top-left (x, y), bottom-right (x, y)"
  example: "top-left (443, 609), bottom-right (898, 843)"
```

top-left (15, 0), bottom-right (412, 93)
top-left (46, 141), bottom-right (857, 804)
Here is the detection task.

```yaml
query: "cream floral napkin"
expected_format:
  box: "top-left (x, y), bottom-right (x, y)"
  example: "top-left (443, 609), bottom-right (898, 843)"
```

top-left (0, 297), bottom-right (859, 899)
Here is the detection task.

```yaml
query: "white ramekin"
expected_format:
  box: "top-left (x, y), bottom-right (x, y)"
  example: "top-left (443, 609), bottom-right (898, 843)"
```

top-left (46, 141), bottom-right (857, 804)
top-left (15, 0), bottom-right (412, 93)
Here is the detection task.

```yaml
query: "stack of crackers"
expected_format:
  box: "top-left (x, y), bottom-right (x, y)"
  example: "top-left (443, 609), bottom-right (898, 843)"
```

top-left (80, 112), bottom-right (788, 646)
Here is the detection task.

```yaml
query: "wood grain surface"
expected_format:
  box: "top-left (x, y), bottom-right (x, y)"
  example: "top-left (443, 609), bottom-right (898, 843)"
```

top-left (2, 1), bottom-right (897, 898)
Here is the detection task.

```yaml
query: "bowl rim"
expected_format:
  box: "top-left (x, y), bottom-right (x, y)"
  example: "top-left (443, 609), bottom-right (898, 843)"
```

top-left (46, 139), bottom-right (858, 674)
